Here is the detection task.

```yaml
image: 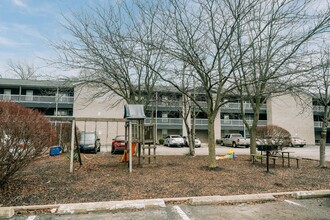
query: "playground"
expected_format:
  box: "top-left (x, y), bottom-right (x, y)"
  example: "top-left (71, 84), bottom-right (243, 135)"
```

top-left (1, 152), bottom-right (329, 207)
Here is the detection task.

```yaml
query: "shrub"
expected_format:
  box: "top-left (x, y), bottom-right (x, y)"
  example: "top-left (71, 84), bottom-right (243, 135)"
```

top-left (0, 101), bottom-right (57, 188)
top-left (159, 138), bottom-right (164, 145)
top-left (256, 125), bottom-right (291, 149)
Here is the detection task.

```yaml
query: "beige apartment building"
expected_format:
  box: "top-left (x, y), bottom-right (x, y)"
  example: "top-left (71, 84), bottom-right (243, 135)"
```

top-left (0, 78), bottom-right (324, 147)
top-left (73, 85), bottom-right (317, 146)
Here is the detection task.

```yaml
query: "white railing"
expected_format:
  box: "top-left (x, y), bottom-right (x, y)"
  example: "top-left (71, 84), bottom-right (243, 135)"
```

top-left (153, 101), bottom-right (267, 110)
top-left (221, 119), bottom-right (267, 126)
top-left (145, 118), bottom-right (267, 127)
top-left (314, 121), bottom-right (330, 128)
top-left (221, 103), bottom-right (267, 110)
top-left (145, 118), bottom-right (183, 125)
top-left (313, 106), bottom-right (325, 112)
top-left (0, 94), bottom-right (74, 104)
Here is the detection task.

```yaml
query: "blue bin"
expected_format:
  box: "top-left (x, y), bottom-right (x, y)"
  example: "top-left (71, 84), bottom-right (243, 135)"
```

top-left (50, 146), bottom-right (61, 156)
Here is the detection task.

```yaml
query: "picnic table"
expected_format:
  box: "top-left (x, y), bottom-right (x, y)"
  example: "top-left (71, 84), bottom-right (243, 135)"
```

top-left (257, 145), bottom-right (279, 172)
top-left (253, 147), bottom-right (301, 169)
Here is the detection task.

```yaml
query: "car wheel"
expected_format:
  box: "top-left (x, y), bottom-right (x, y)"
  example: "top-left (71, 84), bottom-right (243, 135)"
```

top-left (300, 145), bottom-right (304, 148)
top-left (232, 142), bottom-right (237, 148)
top-left (220, 141), bottom-right (224, 146)
top-left (289, 143), bottom-right (293, 147)
top-left (245, 145), bottom-right (249, 148)
top-left (111, 146), bottom-right (115, 154)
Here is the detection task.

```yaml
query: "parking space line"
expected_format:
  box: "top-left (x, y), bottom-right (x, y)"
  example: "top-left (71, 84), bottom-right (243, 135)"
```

top-left (173, 205), bottom-right (191, 220)
top-left (284, 200), bottom-right (304, 207)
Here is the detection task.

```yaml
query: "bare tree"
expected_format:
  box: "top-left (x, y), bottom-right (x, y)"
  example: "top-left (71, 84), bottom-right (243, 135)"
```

top-left (307, 43), bottom-right (330, 168)
top-left (228, 0), bottom-right (330, 157)
top-left (139, 0), bottom-right (261, 168)
top-left (50, 1), bottom-right (164, 108)
top-left (7, 59), bottom-right (40, 80)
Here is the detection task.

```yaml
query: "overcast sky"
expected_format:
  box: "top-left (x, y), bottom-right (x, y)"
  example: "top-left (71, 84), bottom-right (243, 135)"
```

top-left (0, 0), bottom-right (108, 79)
top-left (0, 0), bottom-right (328, 79)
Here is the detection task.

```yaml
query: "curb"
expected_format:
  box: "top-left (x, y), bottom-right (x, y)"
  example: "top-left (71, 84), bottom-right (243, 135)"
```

top-left (1, 190), bottom-right (329, 218)
top-left (56, 199), bottom-right (166, 215)
top-left (188, 194), bottom-right (276, 205)
top-left (294, 189), bottom-right (330, 199)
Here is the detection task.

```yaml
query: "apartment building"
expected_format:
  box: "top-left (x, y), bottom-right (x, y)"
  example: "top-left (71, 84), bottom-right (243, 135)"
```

top-left (0, 78), bottom-right (74, 116)
top-left (1, 78), bottom-right (327, 145)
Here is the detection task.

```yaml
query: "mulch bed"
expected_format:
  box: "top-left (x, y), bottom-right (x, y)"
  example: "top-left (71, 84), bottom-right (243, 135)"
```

top-left (1, 153), bottom-right (329, 207)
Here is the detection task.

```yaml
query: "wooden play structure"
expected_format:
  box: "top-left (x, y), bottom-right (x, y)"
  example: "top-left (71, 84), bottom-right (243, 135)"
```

top-left (47, 104), bottom-right (156, 173)
top-left (123, 104), bottom-right (157, 172)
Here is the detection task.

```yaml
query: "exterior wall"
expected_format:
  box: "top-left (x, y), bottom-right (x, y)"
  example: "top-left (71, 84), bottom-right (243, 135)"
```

top-left (267, 94), bottom-right (315, 145)
top-left (73, 86), bottom-right (126, 148)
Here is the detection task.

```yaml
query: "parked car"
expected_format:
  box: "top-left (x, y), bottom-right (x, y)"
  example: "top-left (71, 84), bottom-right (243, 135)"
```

top-left (163, 135), bottom-right (185, 147)
top-left (79, 132), bottom-right (101, 154)
top-left (111, 135), bottom-right (126, 154)
top-left (183, 136), bottom-right (202, 148)
top-left (289, 136), bottom-right (306, 147)
top-left (220, 133), bottom-right (250, 148)
top-left (256, 136), bottom-right (290, 147)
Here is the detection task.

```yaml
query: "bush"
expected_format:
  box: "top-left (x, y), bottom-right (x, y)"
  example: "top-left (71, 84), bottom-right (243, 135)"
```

top-left (0, 101), bottom-right (57, 188)
top-left (256, 125), bottom-right (291, 149)
top-left (159, 138), bottom-right (164, 145)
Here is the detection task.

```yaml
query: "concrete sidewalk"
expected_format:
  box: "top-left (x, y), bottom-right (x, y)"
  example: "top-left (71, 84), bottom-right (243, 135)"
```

top-left (1, 190), bottom-right (329, 219)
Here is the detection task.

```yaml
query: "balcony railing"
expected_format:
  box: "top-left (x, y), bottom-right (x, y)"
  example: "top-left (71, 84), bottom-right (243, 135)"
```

top-left (313, 106), bottom-right (326, 112)
top-left (145, 118), bottom-right (267, 127)
top-left (151, 101), bottom-right (267, 110)
top-left (0, 94), bottom-right (74, 104)
top-left (314, 121), bottom-right (330, 128)
top-left (221, 103), bottom-right (267, 110)
top-left (221, 119), bottom-right (267, 126)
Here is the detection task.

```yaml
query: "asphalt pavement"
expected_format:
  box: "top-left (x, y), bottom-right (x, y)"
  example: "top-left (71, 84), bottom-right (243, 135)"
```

top-left (158, 144), bottom-right (330, 162)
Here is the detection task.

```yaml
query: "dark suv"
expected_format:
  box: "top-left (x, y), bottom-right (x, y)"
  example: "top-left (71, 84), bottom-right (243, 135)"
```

top-left (79, 132), bottom-right (101, 154)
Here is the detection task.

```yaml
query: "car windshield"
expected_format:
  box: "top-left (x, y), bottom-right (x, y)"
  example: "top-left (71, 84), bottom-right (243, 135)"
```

top-left (232, 134), bottom-right (242, 138)
top-left (171, 135), bottom-right (181, 138)
top-left (115, 136), bottom-right (125, 141)
top-left (80, 133), bottom-right (96, 144)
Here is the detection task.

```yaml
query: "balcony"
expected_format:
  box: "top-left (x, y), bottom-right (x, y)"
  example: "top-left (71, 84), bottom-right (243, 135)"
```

top-left (314, 121), bottom-right (330, 128)
top-left (144, 118), bottom-right (267, 129)
top-left (221, 119), bottom-right (267, 127)
top-left (313, 106), bottom-right (326, 112)
top-left (221, 103), bottom-right (267, 110)
top-left (0, 94), bottom-right (74, 104)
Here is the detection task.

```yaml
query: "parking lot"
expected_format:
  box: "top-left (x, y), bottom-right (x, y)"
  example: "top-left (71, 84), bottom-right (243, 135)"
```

top-left (156, 144), bottom-right (330, 161)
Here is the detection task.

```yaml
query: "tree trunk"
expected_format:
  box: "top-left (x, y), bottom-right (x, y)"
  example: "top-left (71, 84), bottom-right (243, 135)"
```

top-left (320, 107), bottom-right (328, 167)
top-left (189, 108), bottom-right (196, 156)
top-left (207, 116), bottom-right (217, 168)
top-left (249, 117), bottom-right (259, 156)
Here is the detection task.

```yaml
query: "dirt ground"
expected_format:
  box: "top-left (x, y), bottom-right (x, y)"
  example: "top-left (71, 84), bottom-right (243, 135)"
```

top-left (1, 153), bottom-right (329, 207)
